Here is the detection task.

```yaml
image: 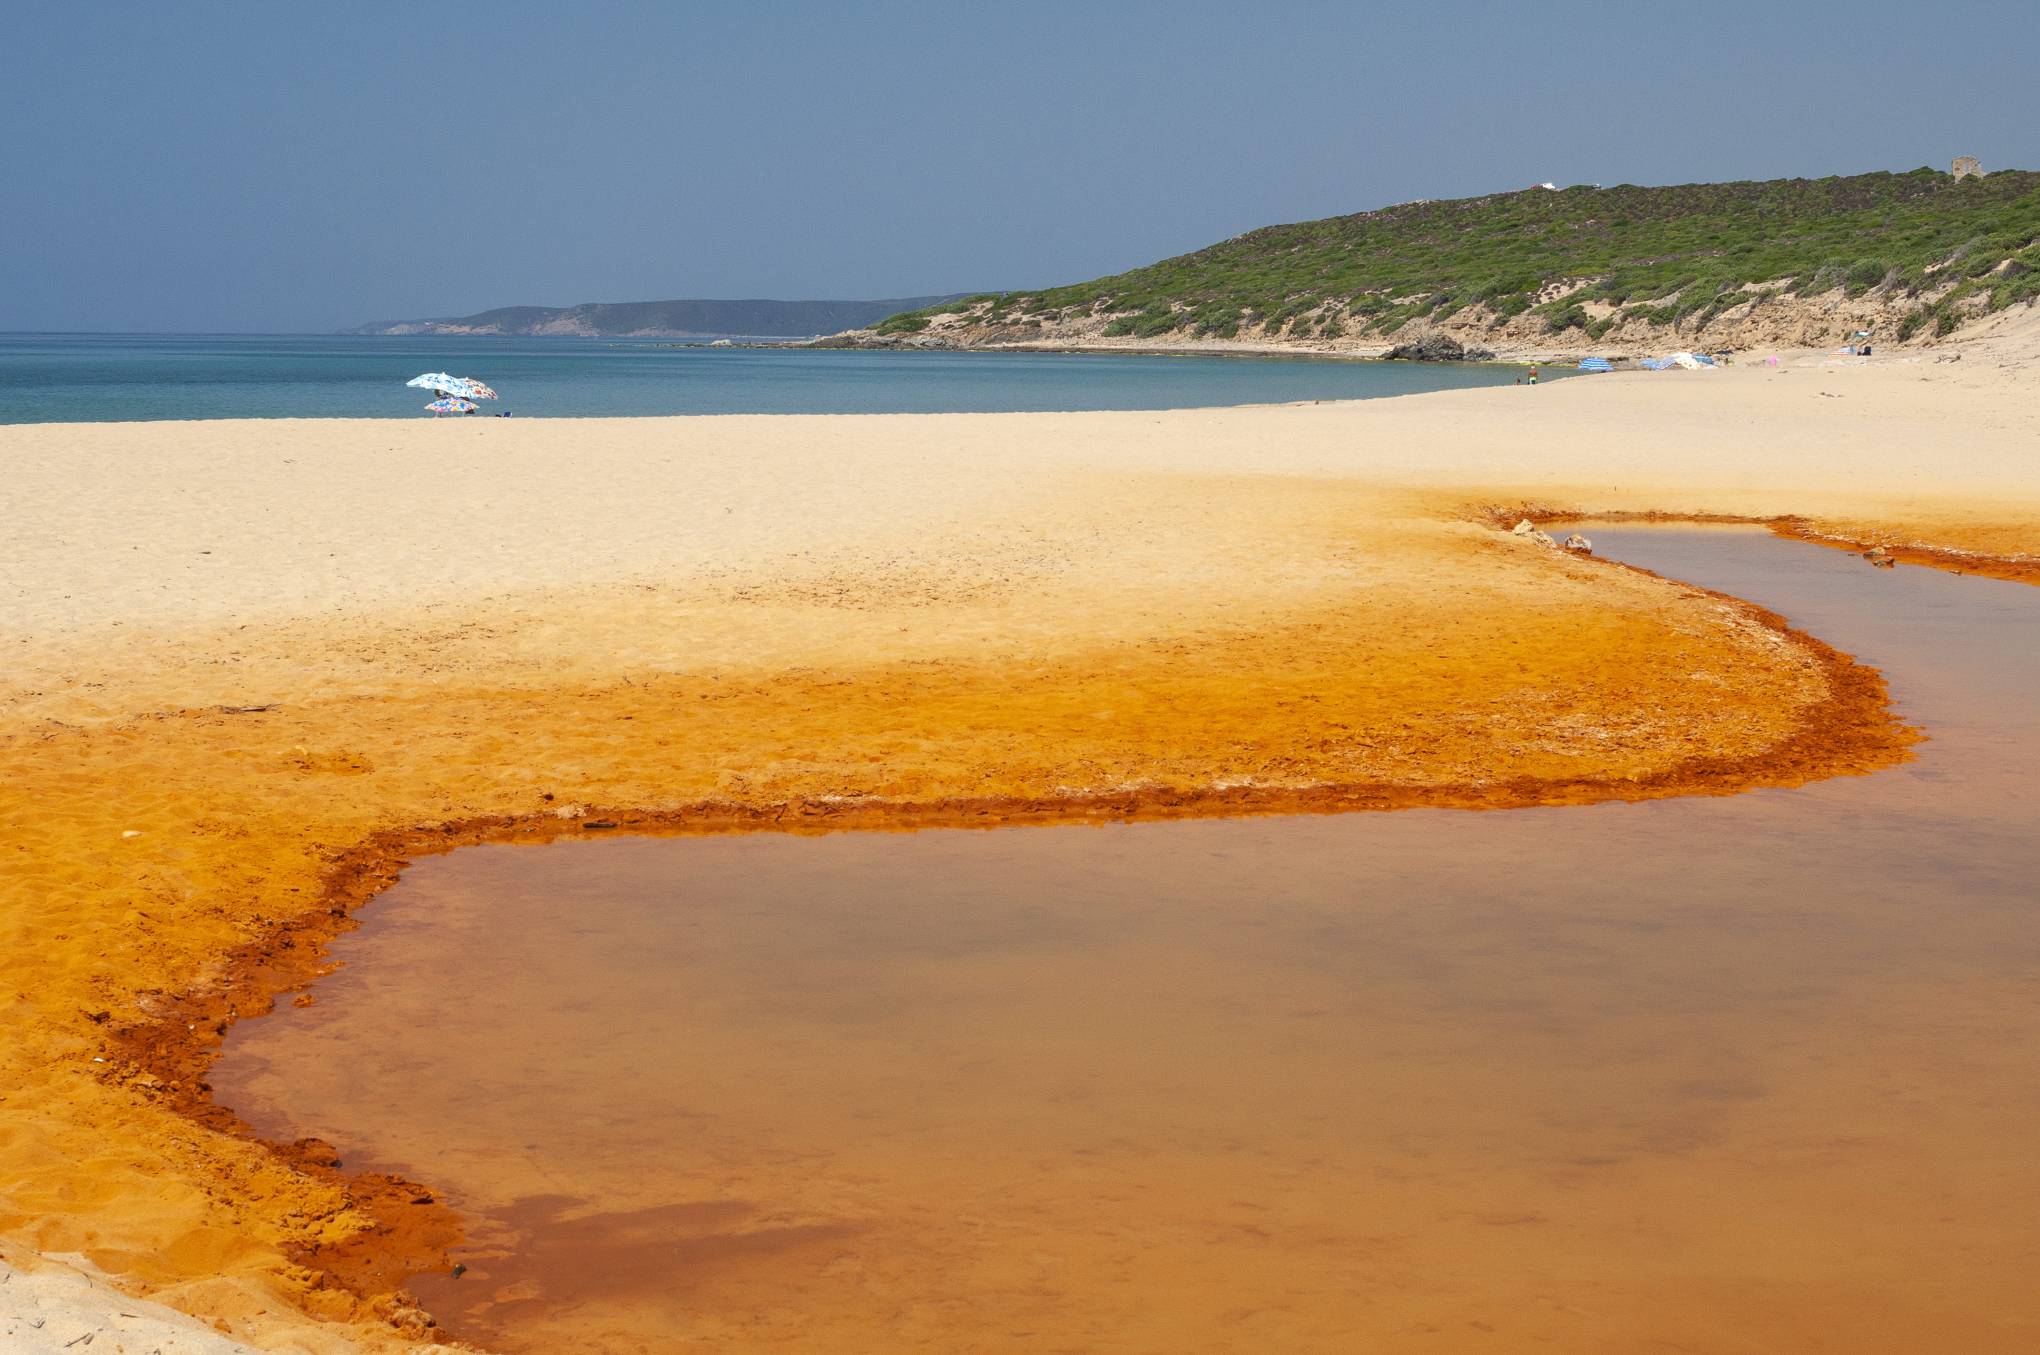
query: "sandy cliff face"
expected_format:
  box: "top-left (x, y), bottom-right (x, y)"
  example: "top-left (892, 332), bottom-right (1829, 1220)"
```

top-left (831, 286), bottom-right (2012, 361)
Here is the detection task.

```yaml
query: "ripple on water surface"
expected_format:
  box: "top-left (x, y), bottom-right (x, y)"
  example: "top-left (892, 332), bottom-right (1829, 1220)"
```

top-left (214, 528), bottom-right (2040, 1354)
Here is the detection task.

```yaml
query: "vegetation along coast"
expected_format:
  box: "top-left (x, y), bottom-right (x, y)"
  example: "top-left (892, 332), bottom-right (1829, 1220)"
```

top-left (829, 168), bottom-right (2040, 362)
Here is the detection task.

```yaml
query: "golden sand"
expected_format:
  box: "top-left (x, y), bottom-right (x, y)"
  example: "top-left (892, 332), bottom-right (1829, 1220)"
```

top-left (3, 335), bottom-right (2036, 1350)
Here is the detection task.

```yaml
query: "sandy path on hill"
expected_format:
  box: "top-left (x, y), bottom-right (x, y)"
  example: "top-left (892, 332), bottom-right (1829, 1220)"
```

top-left (1, 321), bottom-right (2035, 1352)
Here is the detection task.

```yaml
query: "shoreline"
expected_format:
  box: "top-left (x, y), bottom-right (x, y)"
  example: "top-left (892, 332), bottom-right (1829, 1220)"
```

top-left (1508, 508), bottom-right (2040, 588)
top-left (814, 335), bottom-right (1565, 362)
top-left (804, 324), bottom-right (1955, 366)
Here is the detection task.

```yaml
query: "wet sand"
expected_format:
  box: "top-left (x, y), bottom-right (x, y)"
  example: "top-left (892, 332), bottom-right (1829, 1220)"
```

top-left (3, 337), bottom-right (2038, 1350)
top-left (211, 529), bottom-right (2040, 1353)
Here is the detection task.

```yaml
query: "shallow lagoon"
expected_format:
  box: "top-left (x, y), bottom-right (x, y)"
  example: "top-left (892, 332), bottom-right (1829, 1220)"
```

top-left (215, 528), bottom-right (2040, 1353)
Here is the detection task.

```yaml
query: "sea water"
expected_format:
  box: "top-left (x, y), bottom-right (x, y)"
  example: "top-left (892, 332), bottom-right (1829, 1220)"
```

top-left (0, 333), bottom-right (1556, 424)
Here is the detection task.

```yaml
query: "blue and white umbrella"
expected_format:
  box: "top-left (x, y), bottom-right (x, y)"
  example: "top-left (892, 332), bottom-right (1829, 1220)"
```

top-left (406, 372), bottom-right (499, 400)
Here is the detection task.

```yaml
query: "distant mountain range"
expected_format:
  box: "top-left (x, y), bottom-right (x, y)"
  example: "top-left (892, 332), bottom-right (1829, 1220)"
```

top-left (342, 295), bottom-right (972, 338)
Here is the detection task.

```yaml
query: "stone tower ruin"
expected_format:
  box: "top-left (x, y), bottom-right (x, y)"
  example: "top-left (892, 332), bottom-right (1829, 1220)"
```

top-left (1952, 156), bottom-right (1983, 180)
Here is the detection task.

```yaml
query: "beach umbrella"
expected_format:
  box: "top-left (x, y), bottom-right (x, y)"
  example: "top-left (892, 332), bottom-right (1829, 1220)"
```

top-left (424, 396), bottom-right (477, 414)
top-left (405, 372), bottom-right (498, 400)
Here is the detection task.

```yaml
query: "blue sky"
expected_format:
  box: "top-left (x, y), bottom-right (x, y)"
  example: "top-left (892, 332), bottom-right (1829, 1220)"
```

top-left (4, 1), bottom-right (2034, 332)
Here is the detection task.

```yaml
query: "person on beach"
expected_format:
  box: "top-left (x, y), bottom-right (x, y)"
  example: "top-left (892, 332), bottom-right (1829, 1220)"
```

top-left (1528, 364), bottom-right (1539, 386)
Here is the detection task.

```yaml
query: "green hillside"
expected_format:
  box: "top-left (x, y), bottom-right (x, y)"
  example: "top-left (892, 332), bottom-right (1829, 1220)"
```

top-left (878, 168), bottom-right (2040, 344)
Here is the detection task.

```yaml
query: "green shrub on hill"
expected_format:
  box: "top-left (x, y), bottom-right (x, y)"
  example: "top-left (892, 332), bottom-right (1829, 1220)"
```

top-left (1544, 304), bottom-right (1589, 333)
top-left (1103, 304), bottom-right (1181, 338)
top-left (1844, 259), bottom-right (1893, 295)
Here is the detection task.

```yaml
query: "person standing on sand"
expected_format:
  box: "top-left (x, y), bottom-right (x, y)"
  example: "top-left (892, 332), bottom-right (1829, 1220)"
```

top-left (1528, 364), bottom-right (1539, 386)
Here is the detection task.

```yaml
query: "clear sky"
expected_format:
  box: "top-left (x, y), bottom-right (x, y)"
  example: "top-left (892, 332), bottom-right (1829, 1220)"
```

top-left (5, 0), bottom-right (2034, 333)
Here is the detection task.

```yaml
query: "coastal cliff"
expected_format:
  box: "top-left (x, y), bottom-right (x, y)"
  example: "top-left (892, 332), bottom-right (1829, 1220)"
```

top-left (345, 294), bottom-right (970, 338)
top-left (827, 168), bottom-right (2040, 358)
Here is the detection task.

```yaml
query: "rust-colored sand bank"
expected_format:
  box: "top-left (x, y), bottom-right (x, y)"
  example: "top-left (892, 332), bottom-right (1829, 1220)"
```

top-left (5, 565), bottom-right (1911, 1350)
top-left (3, 342), bottom-right (2035, 1350)
top-left (1507, 510), bottom-right (2040, 587)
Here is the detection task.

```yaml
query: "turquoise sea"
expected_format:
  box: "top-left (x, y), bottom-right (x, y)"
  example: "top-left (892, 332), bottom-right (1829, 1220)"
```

top-left (0, 334), bottom-right (1559, 424)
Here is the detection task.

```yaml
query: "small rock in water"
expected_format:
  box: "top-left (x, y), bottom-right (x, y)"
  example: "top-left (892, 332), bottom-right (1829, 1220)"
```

top-left (1863, 547), bottom-right (1896, 568)
top-left (1562, 534), bottom-right (1594, 554)
top-left (292, 1136), bottom-right (342, 1169)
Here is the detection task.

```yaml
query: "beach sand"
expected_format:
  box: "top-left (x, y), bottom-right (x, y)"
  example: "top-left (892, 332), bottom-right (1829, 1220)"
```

top-left (2, 320), bottom-right (2037, 1351)
top-left (1, 1245), bottom-right (275, 1355)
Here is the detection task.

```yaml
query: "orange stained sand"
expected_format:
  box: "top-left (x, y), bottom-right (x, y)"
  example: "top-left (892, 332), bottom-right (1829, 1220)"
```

top-left (0, 523), bottom-right (1920, 1350)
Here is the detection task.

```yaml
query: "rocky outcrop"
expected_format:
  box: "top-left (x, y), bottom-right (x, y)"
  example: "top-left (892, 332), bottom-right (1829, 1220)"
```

top-left (1383, 334), bottom-right (1495, 362)
top-left (808, 331), bottom-right (959, 350)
